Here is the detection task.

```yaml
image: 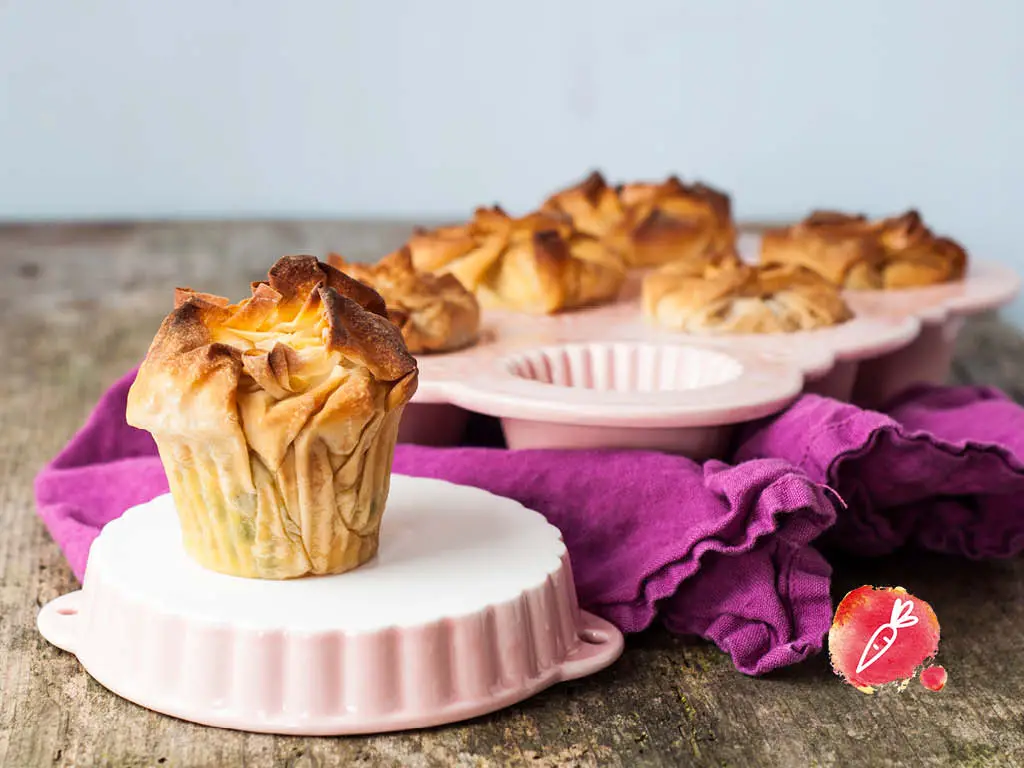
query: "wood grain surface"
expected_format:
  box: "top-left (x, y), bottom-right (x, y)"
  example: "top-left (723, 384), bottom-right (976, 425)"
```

top-left (2, 221), bottom-right (1023, 768)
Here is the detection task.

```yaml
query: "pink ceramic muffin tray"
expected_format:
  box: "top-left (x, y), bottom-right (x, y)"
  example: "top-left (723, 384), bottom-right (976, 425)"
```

top-left (397, 234), bottom-right (1019, 454)
top-left (38, 476), bottom-right (624, 735)
top-left (399, 269), bottom-right (921, 457)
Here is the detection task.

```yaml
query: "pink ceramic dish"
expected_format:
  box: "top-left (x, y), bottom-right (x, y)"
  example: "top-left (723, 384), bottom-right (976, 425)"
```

top-left (37, 477), bottom-right (624, 736)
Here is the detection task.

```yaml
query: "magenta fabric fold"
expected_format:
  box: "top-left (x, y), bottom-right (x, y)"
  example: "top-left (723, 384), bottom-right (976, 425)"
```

top-left (33, 369), bottom-right (1024, 677)
top-left (735, 385), bottom-right (1024, 559)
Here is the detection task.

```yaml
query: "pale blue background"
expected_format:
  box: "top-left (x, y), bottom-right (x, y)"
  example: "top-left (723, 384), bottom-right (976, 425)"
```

top-left (2, 1), bottom-right (1022, 321)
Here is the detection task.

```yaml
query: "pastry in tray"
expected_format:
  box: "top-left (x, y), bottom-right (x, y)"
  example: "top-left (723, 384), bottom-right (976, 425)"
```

top-left (759, 210), bottom-right (968, 289)
top-left (327, 247), bottom-right (481, 354)
top-left (126, 255), bottom-right (418, 580)
top-left (538, 170), bottom-right (626, 240)
top-left (406, 205), bottom-right (626, 314)
top-left (641, 250), bottom-right (854, 334)
top-left (541, 171), bottom-right (737, 269)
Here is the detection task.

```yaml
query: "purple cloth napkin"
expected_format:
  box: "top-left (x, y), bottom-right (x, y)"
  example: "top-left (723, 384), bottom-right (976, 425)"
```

top-left (33, 370), bottom-right (1024, 676)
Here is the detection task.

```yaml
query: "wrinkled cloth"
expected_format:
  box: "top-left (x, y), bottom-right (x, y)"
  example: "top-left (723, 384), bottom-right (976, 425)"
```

top-left (736, 385), bottom-right (1024, 559)
top-left (33, 370), bottom-right (1024, 677)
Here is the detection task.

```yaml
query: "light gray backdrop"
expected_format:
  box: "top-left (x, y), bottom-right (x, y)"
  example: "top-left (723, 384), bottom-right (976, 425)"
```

top-left (2, 1), bottom-right (1022, 321)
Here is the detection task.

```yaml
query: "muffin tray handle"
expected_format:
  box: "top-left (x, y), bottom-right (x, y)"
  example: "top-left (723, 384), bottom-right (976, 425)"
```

top-left (558, 611), bottom-right (626, 682)
top-left (37, 591), bottom-right (82, 655)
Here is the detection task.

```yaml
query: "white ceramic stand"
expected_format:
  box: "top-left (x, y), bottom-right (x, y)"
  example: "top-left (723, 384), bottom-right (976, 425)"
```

top-left (37, 476), bottom-right (623, 735)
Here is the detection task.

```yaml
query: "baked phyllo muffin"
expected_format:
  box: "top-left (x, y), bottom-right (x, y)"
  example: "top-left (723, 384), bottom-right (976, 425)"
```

top-left (642, 254), bottom-right (853, 334)
top-left (760, 210), bottom-right (968, 289)
top-left (406, 206), bottom-right (625, 314)
top-left (327, 247), bottom-right (481, 354)
top-left (126, 255), bottom-right (418, 579)
top-left (543, 172), bottom-right (736, 269)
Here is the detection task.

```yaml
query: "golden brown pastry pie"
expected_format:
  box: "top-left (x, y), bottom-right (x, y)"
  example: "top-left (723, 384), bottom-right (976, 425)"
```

top-left (760, 210), bottom-right (967, 289)
top-left (543, 172), bottom-right (736, 268)
top-left (642, 255), bottom-right (853, 334)
top-left (406, 206), bottom-right (626, 314)
top-left (327, 247), bottom-right (481, 354)
top-left (126, 255), bottom-right (418, 580)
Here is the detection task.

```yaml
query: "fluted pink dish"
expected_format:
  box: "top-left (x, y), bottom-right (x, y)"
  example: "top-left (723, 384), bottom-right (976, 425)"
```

top-left (37, 477), bottom-right (624, 735)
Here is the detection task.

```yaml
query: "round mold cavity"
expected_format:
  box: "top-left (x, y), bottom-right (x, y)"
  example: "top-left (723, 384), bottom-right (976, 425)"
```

top-left (504, 342), bottom-right (744, 394)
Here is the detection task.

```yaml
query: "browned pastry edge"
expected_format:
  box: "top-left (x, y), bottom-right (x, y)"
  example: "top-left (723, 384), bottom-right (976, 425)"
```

top-left (405, 205), bottom-right (625, 314)
top-left (617, 175), bottom-right (734, 224)
top-left (540, 172), bottom-right (737, 269)
top-left (151, 255), bottom-right (417, 384)
top-left (760, 209), bottom-right (968, 289)
top-left (326, 248), bottom-right (481, 354)
top-left (540, 170), bottom-right (607, 207)
top-left (642, 258), bottom-right (854, 333)
top-left (611, 176), bottom-right (736, 267)
top-left (538, 171), bottom-right (623, 232)
top-left (264, 253), bottom-right (389, 317)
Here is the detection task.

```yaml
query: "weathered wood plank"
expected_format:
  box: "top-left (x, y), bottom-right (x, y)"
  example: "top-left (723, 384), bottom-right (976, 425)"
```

top-left (2, 221), bottom-right (1023, 767)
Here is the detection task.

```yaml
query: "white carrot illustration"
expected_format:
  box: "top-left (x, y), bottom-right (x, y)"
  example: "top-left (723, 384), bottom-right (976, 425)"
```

top-left (855, 598), bottom-right (919, 674)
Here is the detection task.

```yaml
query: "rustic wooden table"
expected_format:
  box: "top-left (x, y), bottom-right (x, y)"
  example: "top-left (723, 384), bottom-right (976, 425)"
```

top-left (3, 222), bottom-right (1024, 768)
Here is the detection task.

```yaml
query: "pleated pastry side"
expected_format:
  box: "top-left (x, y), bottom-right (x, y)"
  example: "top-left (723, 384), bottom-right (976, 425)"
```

top-left (151, 399), bottom-right (407, 580)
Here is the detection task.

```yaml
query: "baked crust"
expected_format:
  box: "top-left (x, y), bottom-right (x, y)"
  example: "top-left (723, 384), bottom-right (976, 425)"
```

top-left (541, 172), bottom-right (737, 268)
top-left (874, 210), bottom-right (968, 288)
top-left (642, 254), bottom-right (853, 334)
top-left (126, 255), bottom-right (418, 579)
top-left (539, 170), bottom-right (626, 239)
top-left (406, 206), bottom-right (626, 314)
top-left (760, 209), bottom-right (967, 289)
top-left (327, 247), bottom-right (481, 354)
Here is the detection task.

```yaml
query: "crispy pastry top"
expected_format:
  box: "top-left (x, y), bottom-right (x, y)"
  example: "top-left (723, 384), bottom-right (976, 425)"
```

top-left (327, 247), bottom-right (481, 354)
top-left (760, 209), bottom-right (967, 289)
top-left (642, 254), bottom-right (853, 334)
top-left (127, 255), bottom-right (418, 439)
top-left (406, 205), bottom-right (625, 314)
top-left (541, 171), bottom-right (737, 268)
top-left (539, 170), bottom-right (626, 238)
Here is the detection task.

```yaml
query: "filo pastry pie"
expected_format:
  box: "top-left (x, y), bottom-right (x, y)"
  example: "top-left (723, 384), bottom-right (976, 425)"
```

top-left (540, 171), bottom-right (737, 268)
top-left (406, 206), bottom-right (625, 314)
top-left (126, 255), bottom-right (418, 579)
top-left (328, 247), bottom-right (481, 354)
top-left (642, 255), bottom-right (853, 334)
top-left (760, 210), bottom-right (968, 289)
